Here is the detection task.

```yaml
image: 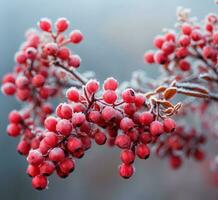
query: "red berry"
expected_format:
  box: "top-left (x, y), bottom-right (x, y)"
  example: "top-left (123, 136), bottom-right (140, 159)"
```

top-left (68, 55), bottom-right (81, 68)
top-left (103, 77), bottom-right (118, 90)
top-left (163, 118), bottom-right (176, 133)
top-left (40, 160), bottom-right (55, 176)
top-left (150, 121), bottom-right (164, 136)
top-left (153, 35), bottom-right (165, 49)
top-left (139, 112), bottom-right (154, 125)
top-left (44, 116), bottom-right (57, 132)
top-left (17, 140), bottom-right (30, 155)
top-left (27, 150), bottom-right (44, 165)
top-left (213, 32), bottom-right (218, 44)
top-left (101, 106), bottom-right (116, 121)
top-left (119, 163), bottom-right (134, 179)
top-left (8, 110), bottom-right (22, 123)
top-left (60, 103), bottom-right (72, 119)
top-left (115, 135), bottom-right (131, 149)
top-left (43, 132), bottom-right (58, 147)
top-left (1, 83), bottom-right (16, 96)
top-left (135, 144), bottom-right (150, 159)
top-left (122, 88), bottom-right (135, 103)
top-left (66, 87), bottom-right (80, 102)
top-left (38, 18), bottom-right (52, 32)
top-left (179, 60), bottom-right (190, 71)
top-left (69, 30), bottom-right (83, 44)
top-left (169, 155), bottom-right (182, 169)
top-left (56, 119), bottom-right (72, 136)
top-left (59, 158), bottom-right (75, 174)
top-left (144, 51), bottom-right (154, 63)
top-left (49, 147), bottom-right (65, 162)
top-left (55, 18), bottom-right (69, 33)
top-left (72, 112), bottom-right (86, 126)
top-left (67, 136), bottom-right (83, 153)
top-left (120, 117), bottom-right (134, 132)
top-left (32, 74), bottom-right (45, 87)
top-left (7, 123), bottom-right (21, 137)
top-left (86, 79), bottom-right (99, 94)
top-left (57, 47), bottom-right (70, 60)
top-left (26, 164), bottom-right (40, 177)
top-left (120, 149), bottom-right (135, 164)
top-left (103, 90), bottom-right (117, 104)
top-left (32, 175), bottom-right (48, 190)
top-left (94, 131), bottom-right (107, 145)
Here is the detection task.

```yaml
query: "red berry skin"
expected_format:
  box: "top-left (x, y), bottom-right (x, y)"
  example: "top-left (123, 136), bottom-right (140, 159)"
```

top-left (67, 137), bottom-right (83, 153)
top-left (60, 103), bottom-right (72, 119)
top-left (103, 90), bottom-right (117, 104)
top-left (154, 50), bottom-right (168, 64)
top-left (119, 164), bottom-right (134, 179)
top-left (40, 160), bottom-right (55, 176)
top-left (86, 79), bottom-right (99, 94)
top-left (163, 118), bottom-right (176, 133)
top-left (57, 47), bottom-right (70, 60)
top-left (17, 140), bottom-right (30, 155)
top-left (1, 83), bottom-right (16, 96)
top-left (44, 116), bottom-right (57, 132)
top-left (56, 119), bottom-right (72, 136)
top-left (120, 117), bottom-right (134, 132)
top-left (27, 150), bottom-right (44, 166)
top-left (38, 18), bottom-right (52, 32)
top-left (153, 35), bottom-right (165, 49)
top-left (43, 42), bottom-right (58, 56)
top-left (68, 55), bottom-right (81, 68)
top-left (7, 123), bottom-right (21, 137)
top-left (55, 18), bottom-right (69, 33)
top-left (103, 77), bottom-right (118, 91)
top-left (213, 32), bottom-right (218, 44)
top-left (72, 112), bottom-right (86, 126)
top-left (59, 158), bottom-right (75, 174)
top-left (32, 175), bottom-right (48, 190)
top-left (66, 87), bottom-right (80, 102)
top-left (182, 23), bottom-right (192, 35)
top-left (8, 110), bottom-right (22, 123)
top-left (150, 121), bottom-right (164, 136)
top-left (49, 147), bottom-right (65, 162)
top-left (15, 76), bottom-right (29, 89)
top-left (139, 132), bottom-right (152, 144)
top-left (94, 131), bottom-right (107, 145)
top-left (135, 144), bottom-right (150, 159)
top-left (139, 112), bottom-right (154, 125)
top-left (193, 149), bottom-right (205, 161)
top-left (122, 88), bottom-right (135, 103)
top-left (144, 51), bottom-right (154, 63)
top-left (169, 155), bottom-right (182, 170)
top-left (69, 30), bottom-right (83, 44)
top-left (32, 74), bottom-right (45, 87)
top-left (26, 164), bottom-right (40, 177)
top-left (43, 132), bottom-right (58, 147)
top-left (101, 106), bottom-right (116, 121)
top-left (120, 149), bottom-right (135, 164)
top-left (115, 135), bottom-right (131, 149)
top-left (179, 60), bottom-right (190, 71)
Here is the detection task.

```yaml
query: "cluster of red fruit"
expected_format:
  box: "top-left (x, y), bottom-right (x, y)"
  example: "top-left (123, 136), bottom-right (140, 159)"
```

top-left (2, 12), bottom-right (212, 191)
top-left (144, 13), bottom-right (218, 79)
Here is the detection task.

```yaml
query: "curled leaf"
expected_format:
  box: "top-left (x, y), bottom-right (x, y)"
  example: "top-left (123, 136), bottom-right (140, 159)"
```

top-left (163, 87), bottom-right (177, 100)
top-left (155, 86), bottom-right (167, 93)
top-left (157, 100), bottom-right (174, 108)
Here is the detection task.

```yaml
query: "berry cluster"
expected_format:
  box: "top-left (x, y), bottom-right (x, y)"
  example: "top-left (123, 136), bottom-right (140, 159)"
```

top-left (2, 4), bottom-right (218, 190)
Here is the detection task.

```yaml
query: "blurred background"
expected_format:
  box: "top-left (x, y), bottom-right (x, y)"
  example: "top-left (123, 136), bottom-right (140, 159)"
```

top-left (0, 0), bottom-right (218, 199)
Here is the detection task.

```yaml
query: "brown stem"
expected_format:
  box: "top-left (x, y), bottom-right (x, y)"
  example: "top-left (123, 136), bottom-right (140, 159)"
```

top-left (54, 61), bottom-right (87, 85)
